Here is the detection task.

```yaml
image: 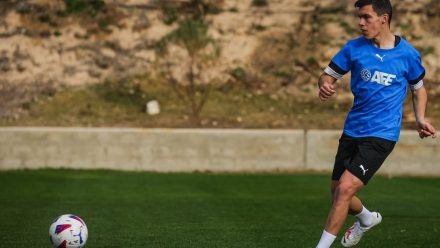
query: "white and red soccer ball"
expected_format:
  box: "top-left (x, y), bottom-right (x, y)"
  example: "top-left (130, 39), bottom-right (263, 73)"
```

top-left (49, 214), bottom-right (88, 248)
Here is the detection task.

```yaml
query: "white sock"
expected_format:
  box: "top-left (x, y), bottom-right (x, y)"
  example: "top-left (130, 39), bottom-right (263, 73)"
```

top-left (316, 230), bottom-right (336, 248)
top-left (356, 206), bottom-right (373, 226)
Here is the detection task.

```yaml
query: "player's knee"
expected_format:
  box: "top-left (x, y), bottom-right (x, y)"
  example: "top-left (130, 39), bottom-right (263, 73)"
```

top-left (335, 182), bottom-right (357, 200)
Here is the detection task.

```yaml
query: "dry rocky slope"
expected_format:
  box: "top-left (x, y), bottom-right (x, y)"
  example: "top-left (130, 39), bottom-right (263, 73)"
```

top-left (0, 0), bottom-right (439, 117)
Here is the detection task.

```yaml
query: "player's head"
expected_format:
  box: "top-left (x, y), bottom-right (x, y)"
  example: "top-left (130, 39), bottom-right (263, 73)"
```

top-left (355, 0), bottom-right (393, 39)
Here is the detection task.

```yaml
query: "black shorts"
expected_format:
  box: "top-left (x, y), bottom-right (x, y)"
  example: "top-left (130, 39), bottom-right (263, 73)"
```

top-left (332, 133), bottom-right (396, 185)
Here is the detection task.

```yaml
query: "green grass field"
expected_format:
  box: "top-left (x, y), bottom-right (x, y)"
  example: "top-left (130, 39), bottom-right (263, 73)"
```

top-left (0, 170), bottom-right (439, 247)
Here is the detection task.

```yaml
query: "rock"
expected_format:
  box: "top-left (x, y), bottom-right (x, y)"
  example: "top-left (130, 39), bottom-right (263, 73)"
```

top-left (146, 100), bottom-right (160, 115)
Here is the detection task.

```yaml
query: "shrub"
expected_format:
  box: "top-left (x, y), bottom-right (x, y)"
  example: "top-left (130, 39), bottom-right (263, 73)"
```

top-left (163, 7), bottom-right (178, 25)
top-left (252, 0), bottom-right (268, 7)
top-left (230, 67), bottom-right (247, 81)
top-left (58, 0), bottom-right (106, 17)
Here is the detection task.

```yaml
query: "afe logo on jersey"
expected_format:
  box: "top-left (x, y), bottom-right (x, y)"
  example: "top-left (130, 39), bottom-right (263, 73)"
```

top-left (361, 69), bottom-right (372, 81)
top-left (361, 69), bottom-right (396, 86)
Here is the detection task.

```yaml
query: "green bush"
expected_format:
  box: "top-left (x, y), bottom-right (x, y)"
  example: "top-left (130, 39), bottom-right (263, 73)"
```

top-left (418, 46), bottom-right (435, 56)
top-left (230, 67), bottom-right (247, 81)
top-left (254, 24), bottom-right (267, 32)
top-left (156, 20), bottom-right (216, 57)
top-left (163, 7), bottom-right (178, 25)
top-left (38, 14), bottom-right (51, 23)
top-left (58, 0), bottom-right (106, 17)
top-left (252, 0), bottom-right (268, 7)
top-left (184, 0), bottom-right (223, 18)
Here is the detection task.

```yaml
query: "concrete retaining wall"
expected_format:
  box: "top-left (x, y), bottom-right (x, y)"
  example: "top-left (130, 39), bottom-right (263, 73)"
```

top-left (305, 130), bottom-right (440, 177)
top-left (0, 128), bottom-right (438, 176)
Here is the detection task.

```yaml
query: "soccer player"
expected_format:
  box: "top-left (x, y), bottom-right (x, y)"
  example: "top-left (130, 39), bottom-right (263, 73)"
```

top-left (315, 0), bottom-right (437, 247)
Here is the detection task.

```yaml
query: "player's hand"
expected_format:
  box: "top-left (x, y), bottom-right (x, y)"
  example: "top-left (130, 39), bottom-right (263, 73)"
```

top-left (319, 81), bottom-right (336, 101)
top-left (416, 120), bottom-right (437, 139)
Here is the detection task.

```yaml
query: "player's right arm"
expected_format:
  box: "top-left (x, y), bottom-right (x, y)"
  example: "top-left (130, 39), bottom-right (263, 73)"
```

top-left (318, 41), bottom-right (352, 101)
top-left (318, 73), bottom-right (337, 101)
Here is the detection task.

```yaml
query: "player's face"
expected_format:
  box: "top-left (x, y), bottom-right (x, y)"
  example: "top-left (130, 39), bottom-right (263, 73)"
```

top-left (357, 5), bottom-right (387, 39)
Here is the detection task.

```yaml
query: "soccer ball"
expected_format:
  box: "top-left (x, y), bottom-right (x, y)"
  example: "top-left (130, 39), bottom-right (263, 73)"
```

top-left (49, 214), bottom-right (88, 248)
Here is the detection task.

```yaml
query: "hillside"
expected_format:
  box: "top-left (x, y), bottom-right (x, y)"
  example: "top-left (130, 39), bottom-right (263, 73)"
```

top-left (0, 0), bottom-right (439, 128)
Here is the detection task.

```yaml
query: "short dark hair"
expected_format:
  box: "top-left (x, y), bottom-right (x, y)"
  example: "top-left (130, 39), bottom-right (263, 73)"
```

top-left (355, 0), bottom-right (393, 26)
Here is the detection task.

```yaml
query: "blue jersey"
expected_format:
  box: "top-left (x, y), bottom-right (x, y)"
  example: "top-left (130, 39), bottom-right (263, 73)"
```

top-left (324, 36), bottom-right (425, 141)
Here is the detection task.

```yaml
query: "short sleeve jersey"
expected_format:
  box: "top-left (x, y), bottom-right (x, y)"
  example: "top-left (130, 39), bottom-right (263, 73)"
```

top-left (324, 36), bottom-right (425, 141)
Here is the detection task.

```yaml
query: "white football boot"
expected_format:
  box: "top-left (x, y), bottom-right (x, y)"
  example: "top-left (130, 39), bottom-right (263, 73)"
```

top-left (341, 212), bottom-right (382, 247)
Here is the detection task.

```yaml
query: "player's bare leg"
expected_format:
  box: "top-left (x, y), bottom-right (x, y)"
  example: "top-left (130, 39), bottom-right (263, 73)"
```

top-left (332, 175), bottom-right (382, 247)
top-left (325, 171), bottom-right (364, 235)
top-left (316, 171), bottom-right (363, 248)
top-left (331, 180), bottom-right (363, 215)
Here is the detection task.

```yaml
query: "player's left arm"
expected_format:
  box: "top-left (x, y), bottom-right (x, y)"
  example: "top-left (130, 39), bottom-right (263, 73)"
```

top-left (411, 86), bottom-right (437, 139)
